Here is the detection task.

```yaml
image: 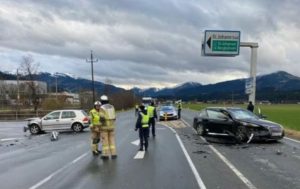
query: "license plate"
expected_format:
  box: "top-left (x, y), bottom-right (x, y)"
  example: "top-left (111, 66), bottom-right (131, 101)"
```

top-left (271, 132), bottom-right (282, 136)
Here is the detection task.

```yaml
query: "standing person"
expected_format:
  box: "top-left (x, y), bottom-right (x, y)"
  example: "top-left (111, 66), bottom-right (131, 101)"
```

top-left (147, 102), bottom-right (157, 137)
top-left (99, 95), bottom-right (117, 160)
top-left (247, 101), bottom-right (254, 112)
top-left (135, 105), bottom-right (149, 151)
top-left (89, 101), bottom-right (103, 156)
top-left (177, 101), bottom-right (182, 119)
top-left (135, 104), bottom-right (139, 117)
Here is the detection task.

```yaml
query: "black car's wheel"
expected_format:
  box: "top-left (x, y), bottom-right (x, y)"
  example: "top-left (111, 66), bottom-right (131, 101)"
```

top-left (196, 123), bottom-right (206, 136)
top-left (72, 123), bottom-right (83, 132)
top-left (235, 126), bottom-right (248, 143)
top-left (193, 118), bottom-right (198, 129)
top-left (29, 124), bottom-right (41, 134)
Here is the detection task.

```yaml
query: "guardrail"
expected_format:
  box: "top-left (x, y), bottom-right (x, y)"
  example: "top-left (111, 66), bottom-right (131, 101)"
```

top-left (0, 111), bottom-right (47, 120)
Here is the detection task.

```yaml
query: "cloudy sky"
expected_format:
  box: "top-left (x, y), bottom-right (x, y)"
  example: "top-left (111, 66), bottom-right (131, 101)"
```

top-left (0, 0), bottom-right (300, 89)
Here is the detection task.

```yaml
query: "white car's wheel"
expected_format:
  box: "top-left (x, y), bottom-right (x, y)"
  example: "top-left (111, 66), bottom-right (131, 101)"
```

top-left (72, 123), bottom-right (83, 132)
top-left (29, 124), bottom-right (41, 134)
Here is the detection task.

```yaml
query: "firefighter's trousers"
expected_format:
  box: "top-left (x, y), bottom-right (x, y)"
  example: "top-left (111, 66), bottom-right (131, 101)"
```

top-left (101, 129), bottom-right (117, 157)
top-left (90, 127), bottom-right (101, 152)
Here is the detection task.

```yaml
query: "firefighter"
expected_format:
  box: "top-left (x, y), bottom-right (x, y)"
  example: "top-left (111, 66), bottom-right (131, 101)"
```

top-left (147, 102), bottom-right (157, 137)
top-left (177, 101), bottom-right (182, 119)
top-left (89, 101), bottom-right (104, 156)
top-left (135, 105), bottom-right (149, 151)
top-left (99, 95), bottom-right (117, 160)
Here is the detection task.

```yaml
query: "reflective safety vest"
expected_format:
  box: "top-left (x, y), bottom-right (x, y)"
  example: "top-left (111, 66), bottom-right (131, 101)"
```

top-left (100, 104), bottom-right (116, 130)
top-left (89, 108), bottom-right (101, 126)
top-left (141, 112), bottom-right (149, 128)
top-left (177, 103), bottom-right (182, 109)
top-left (147, 105), bottom-right (155, 118)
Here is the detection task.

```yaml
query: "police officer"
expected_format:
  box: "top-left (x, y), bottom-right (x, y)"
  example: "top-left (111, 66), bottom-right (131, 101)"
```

top-left (89, 101), bottom-right (103, 155)
top-left (247, 101), bottom-right (254, 112)
top-left (135, 105), bottom-right (149, 151)
top-left (99, 95), bottom-right (117, 160)
top-left (147, 102), bottom-right (157, 137)
top-left (177, 101), bottom-right (182, 119)
top-left (135, 104), bottom-right (139, 117)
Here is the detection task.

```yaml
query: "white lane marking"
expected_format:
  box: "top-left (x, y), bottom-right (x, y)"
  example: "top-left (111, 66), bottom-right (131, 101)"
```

top-left (181, 118), bottom-right (257, 189)
top-left (131, 139), bottom-right (140, 146)
top-left (156, 128), bottom-right (166, 130)
top-left (29, 152), bottom-right (89, 189)
top-left (72, 153), bottom-right (88, 164)
top-left (0, 137), bottom-right (24, 142)
top-left (134, 151), bottom-right (145, 159)
top-left (284, 137), bottom-right (300, 144)
top-left (166, 126), bottom-right (207, 189)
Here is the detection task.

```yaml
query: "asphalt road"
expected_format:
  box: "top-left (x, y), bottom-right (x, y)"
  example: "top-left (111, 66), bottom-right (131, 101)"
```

top-left (0, 110), bottom-right (299, 189)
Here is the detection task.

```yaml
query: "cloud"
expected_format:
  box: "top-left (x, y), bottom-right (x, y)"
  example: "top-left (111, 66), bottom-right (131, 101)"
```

top-left (0, 0), bottom-right (300, 89)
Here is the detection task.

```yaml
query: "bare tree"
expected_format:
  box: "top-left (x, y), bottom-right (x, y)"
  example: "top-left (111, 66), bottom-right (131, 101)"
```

top-left (19, 55), bottom-right (40, 112)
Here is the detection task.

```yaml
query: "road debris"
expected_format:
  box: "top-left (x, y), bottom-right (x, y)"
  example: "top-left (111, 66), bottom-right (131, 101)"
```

top-left (276, 150), bottom-right (283, 155)
top-left (193, 150), bottom-right (210, 154)
top-left (247, 133), bottom-right (254, 143)
top-left (50, 131), bottom-right (59, 141)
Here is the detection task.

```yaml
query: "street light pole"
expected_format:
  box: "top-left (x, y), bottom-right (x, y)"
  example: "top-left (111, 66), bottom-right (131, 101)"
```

top-left (86, 50), bottom-right (98, 102)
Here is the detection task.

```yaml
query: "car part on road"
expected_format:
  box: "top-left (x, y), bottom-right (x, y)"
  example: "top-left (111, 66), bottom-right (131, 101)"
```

top-left (247, 133), bottom-right (254, 143)
top-left (50, 131), bottom-right (59, 141)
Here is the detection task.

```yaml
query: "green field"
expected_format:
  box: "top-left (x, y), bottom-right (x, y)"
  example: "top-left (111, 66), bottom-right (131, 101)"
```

top-left (184, 103), bottom-right (300, 131)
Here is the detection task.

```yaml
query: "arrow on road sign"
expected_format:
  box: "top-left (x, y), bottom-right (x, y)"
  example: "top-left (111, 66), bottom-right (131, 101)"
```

top-left (206, 37), bottom-right (211, 49)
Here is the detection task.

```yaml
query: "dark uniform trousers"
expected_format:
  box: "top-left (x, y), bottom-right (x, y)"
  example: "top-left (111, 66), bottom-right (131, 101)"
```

top-left (149, 117), bottom-right (156, 136)
top-left (139, 127), bottom-right (149, 150)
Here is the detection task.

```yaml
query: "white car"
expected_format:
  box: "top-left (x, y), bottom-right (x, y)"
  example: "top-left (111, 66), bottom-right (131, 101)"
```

top-left (24, 109), bottom-right (90, 134)
top-left (159, 105), bottom-right (178, 121)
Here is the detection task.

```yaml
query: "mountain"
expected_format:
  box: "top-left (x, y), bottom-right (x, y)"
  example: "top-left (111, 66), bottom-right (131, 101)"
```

top-left (133, 71), bottom-right (300, 101)
top-left (1, 70), bottom-right (300, 101)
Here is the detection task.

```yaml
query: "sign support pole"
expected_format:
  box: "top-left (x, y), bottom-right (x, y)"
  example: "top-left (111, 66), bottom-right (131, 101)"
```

top-left (240, 42), bottom-right (258, 105)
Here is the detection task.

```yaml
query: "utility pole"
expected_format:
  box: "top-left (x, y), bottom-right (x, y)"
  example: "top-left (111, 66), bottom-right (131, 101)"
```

top-left (86, 50), bottom-right (98, 102)
top-left (55, 75), bottom-right (58, 100)
top-left (17, 69), bottom-right (20, 120)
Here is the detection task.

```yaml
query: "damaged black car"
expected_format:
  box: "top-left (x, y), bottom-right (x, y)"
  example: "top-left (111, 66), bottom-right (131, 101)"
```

top-left (193, 107), bottom-right (285, 143)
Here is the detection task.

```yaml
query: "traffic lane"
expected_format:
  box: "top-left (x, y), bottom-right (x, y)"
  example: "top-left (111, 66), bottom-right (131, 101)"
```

top-left (182, 109), bottom-right (300, 189)
top-left (0, 111), bottom-right (131, 189)
top-left (163, 121), bottom-right (248, 189)
top-left (0, 131), bottom-right (90, 189)
top-left (0, 121), bottom-right (27, 140)
top-left (34, 113), bottom-right (200, 189)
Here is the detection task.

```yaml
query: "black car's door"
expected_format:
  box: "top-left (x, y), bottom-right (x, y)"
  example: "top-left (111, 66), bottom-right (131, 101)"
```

top-left (205, 109), bottom-right (233, 134)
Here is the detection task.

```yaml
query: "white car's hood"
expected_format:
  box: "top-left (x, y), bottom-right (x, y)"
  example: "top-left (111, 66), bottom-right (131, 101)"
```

top-left (24, 117), bottom-right (41, 122)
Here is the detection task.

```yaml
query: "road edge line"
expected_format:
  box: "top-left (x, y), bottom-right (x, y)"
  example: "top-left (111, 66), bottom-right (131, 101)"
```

top-left (284, 137), bottom-right (300, 144)
top-left (181, 118), bottom-right (257, 189)
top-left (166, 126), bottom-right (207, 189)
top-left (29, 152), bottom-right (89, 189)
